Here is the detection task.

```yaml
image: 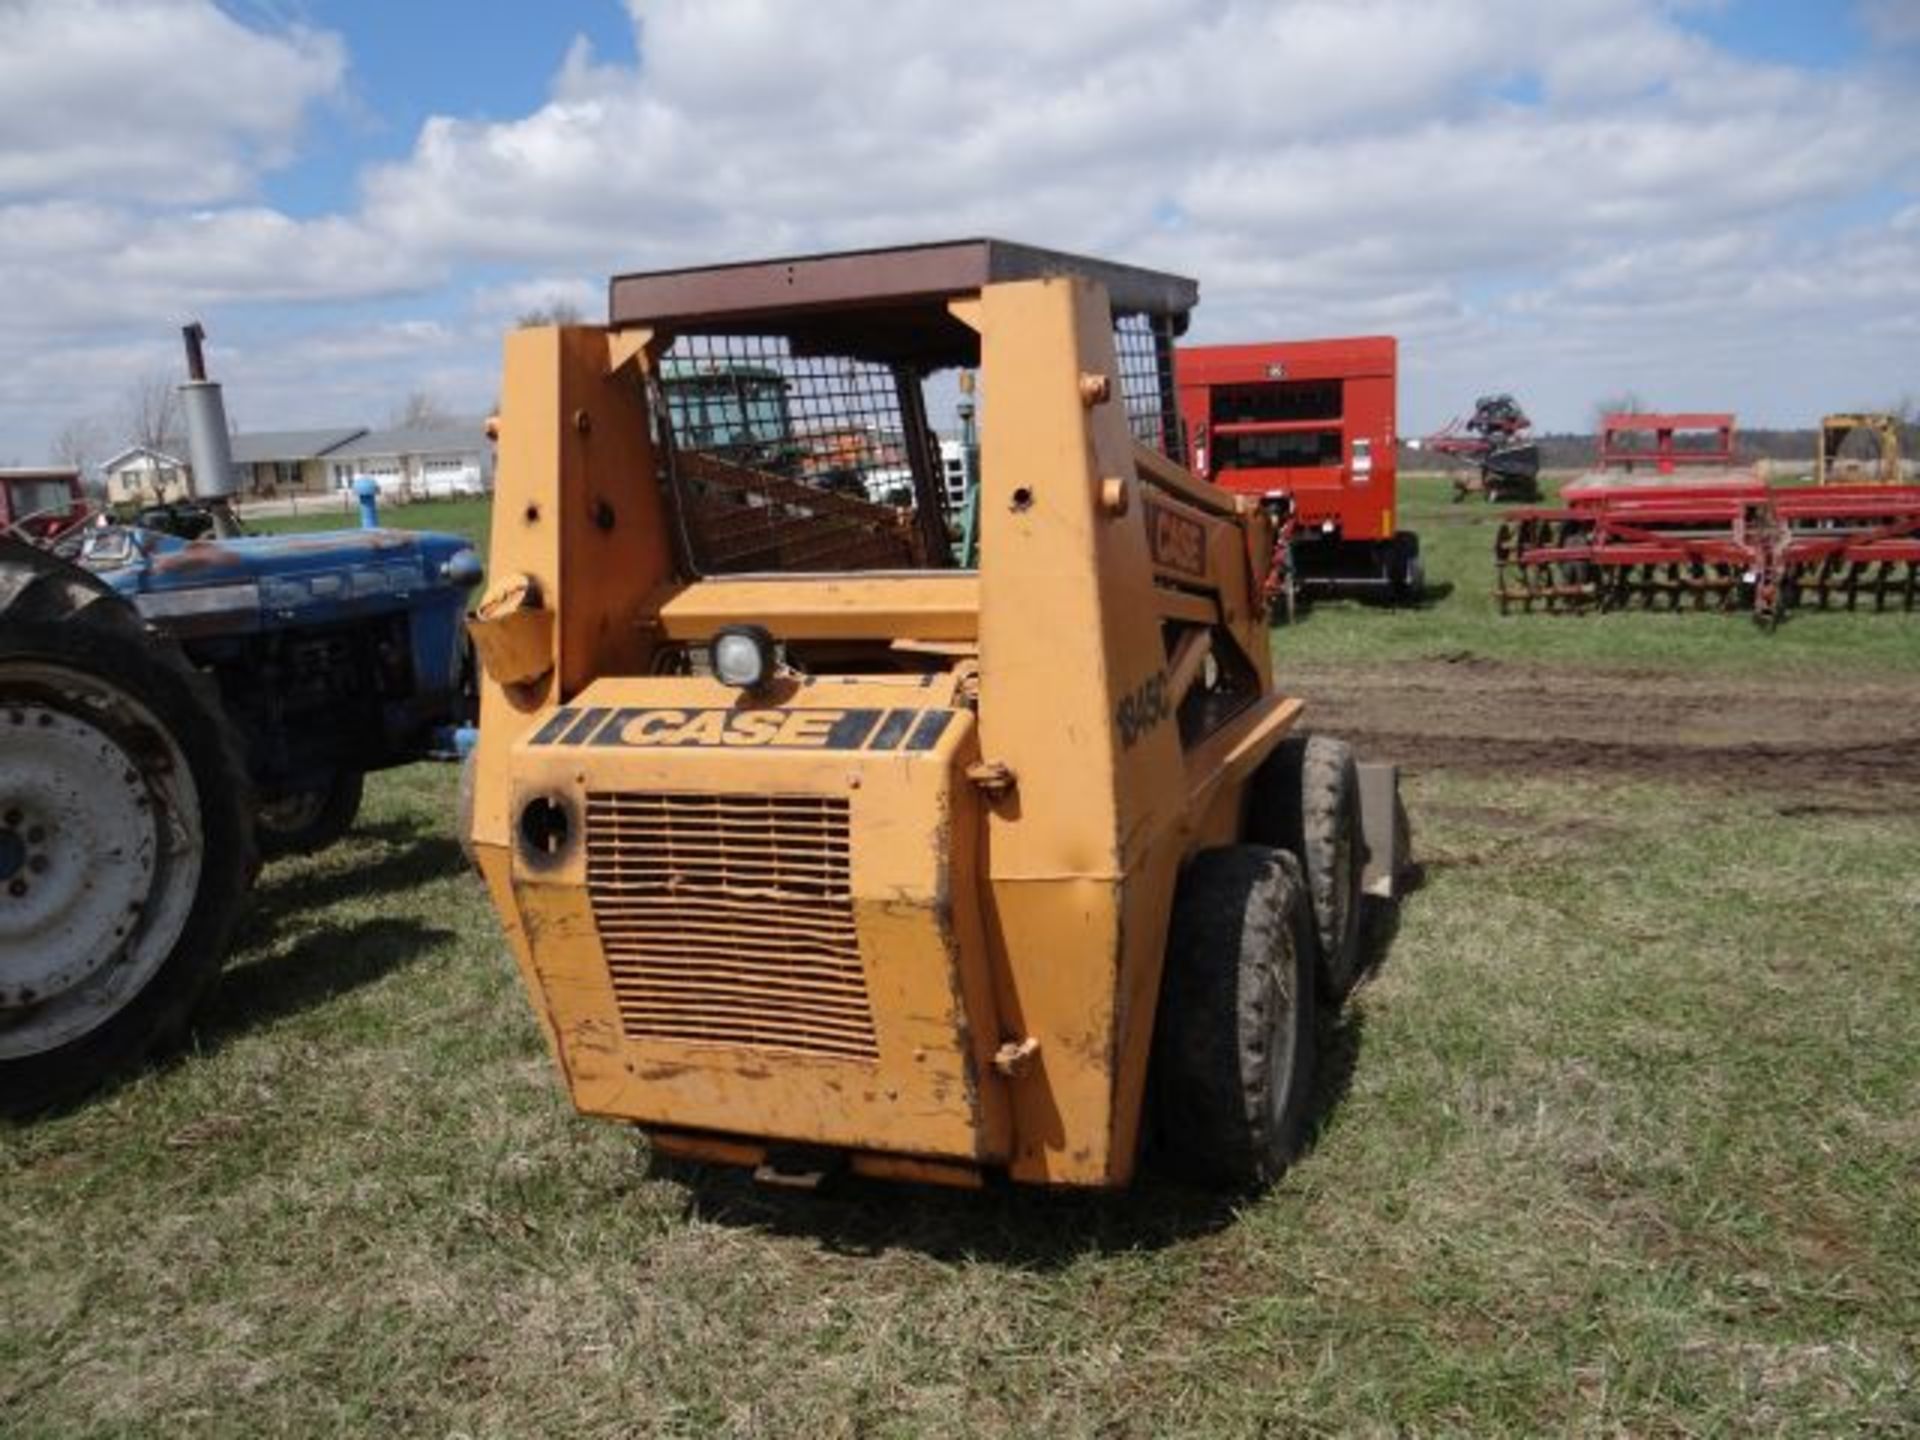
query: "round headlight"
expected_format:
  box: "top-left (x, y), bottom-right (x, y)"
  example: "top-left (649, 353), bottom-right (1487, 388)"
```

top-left (713, 625), bottom-right (776, 691)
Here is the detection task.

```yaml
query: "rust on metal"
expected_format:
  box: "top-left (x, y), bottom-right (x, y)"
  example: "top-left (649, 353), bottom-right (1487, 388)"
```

top-left (610, 238), bottom-right (1198, 331)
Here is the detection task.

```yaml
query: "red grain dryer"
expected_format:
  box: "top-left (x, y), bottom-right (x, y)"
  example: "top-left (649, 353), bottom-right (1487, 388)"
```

top-left (1177, 337), bottom-right (1421, 604)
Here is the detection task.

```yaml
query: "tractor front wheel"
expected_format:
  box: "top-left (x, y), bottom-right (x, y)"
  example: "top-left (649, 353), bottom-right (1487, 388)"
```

top-left (0, 538), bottom-right (252, 1116)
top-left (257, 771), bottom-right (364, 859)
top-left (1152, 846), bottom-right (1318, 1189)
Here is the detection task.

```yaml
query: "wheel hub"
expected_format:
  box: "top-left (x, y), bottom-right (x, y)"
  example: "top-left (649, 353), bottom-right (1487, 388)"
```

top-left (0, 703), bottom-right (159, 1009)
top-left (0, 671), bottom-right (203, 1059)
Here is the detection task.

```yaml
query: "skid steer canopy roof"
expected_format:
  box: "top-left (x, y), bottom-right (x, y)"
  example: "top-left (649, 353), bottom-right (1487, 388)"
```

top-left (609, 238), bottom-right (1197, 368)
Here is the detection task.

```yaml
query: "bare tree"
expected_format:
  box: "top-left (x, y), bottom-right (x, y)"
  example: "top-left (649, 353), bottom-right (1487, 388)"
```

top-left (388, 389), bottom-right (456, 430)
top-left (516, 300), bottom-right (584, 328)
top-left (1590, 391), bottom-right (1647, 431)
top-left (51, 415), bottom-right (108, 476)
top-left (121, 372), bottom-right (183, 453)
top-left (1886, 393), bottom-right (1917, 441)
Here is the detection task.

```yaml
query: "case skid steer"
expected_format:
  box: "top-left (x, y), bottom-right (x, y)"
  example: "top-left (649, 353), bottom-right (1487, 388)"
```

top-left (465, 240), bottom-right (1407, 1190)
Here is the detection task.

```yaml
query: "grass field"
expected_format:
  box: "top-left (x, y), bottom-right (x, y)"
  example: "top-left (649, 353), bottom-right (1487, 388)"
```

top-left (245, 495), bottom-right (494, 552)
top-left (4, 488), bottom-right (1917, 1436)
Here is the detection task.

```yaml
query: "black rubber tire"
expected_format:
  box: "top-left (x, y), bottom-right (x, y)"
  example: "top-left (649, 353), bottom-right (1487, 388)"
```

top-left (1152, 845), bottom-right (1318, 1189)
top-left (256, 770), bottom-right (363, 859)
top-left (1250, 733), bottom-right (1365, 1004)
top-left (0, 537), bottom-right (254, 1117)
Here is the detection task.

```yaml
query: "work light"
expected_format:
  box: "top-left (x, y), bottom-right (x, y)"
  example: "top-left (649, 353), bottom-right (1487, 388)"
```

top-left (712, 625), bottom-right (777, 692)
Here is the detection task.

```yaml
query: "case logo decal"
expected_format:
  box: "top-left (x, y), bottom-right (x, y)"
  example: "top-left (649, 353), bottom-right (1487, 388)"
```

top-left (528, 706), bottom-right (953, 752)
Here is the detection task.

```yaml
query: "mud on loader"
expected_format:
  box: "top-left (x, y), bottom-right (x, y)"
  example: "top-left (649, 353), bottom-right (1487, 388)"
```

top-left (465, 240), bottom-right (1408, 1190)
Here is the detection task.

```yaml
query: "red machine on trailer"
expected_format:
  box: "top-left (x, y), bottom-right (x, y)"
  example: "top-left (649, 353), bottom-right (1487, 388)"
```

top-left (1177, 336), bottom-right (1421, 607)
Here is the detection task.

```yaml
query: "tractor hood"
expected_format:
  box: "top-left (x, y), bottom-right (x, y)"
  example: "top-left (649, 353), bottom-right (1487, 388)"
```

top-left (83, 526), bottom-right (481, 636)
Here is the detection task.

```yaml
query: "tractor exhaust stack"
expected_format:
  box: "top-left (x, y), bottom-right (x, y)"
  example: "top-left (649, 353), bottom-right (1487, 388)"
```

top-left (177, 322), bottom-right (240, 537)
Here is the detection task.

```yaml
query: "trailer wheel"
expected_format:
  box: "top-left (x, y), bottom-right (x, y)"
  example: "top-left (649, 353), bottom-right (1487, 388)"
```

top-left (256, 771), bottom-right (363, 859)
top-left (1251, 734), bottom-right (1365, 1003)
top-left (0, 538), bottom-right (252, 1116)
top-left (1152, 846), bottom-right (1318, 1188)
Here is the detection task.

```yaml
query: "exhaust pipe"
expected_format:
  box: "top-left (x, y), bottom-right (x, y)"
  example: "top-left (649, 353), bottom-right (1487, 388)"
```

top-left (178, 322), bottom-right (240, 538)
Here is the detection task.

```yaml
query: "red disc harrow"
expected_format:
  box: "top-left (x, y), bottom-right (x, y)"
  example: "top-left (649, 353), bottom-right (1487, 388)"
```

top-left (1495, 481), bottom-right (1920, 626)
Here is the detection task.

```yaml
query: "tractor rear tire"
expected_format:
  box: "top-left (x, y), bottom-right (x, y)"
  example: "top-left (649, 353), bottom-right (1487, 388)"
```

top-left (1251, 734), bottom-right (1365, 1004)
top-left (0, 537), bottom-right (253, 1117)
top-left (1152, 845), bottom-right (1318, 1189)
top-left (257, 771), bottom-right (363, 859)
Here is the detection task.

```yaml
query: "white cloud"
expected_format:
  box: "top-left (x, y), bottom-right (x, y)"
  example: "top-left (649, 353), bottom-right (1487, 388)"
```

top-left (468, 275), bottom-right (603, 324)
top-left (0, 0), bottom-right (344, 204)
top-left (111, 209), bottom-right (436, 302)
top-left (346, 1), bottom-right (1919, 318)
top-left (1, 0), bottom-right (1917, 456)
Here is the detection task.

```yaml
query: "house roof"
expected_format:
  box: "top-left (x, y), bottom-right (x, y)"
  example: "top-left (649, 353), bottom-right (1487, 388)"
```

top-left (328, 423), bottom-right (489, 460)
top-left (230, 427), bottom-right (366, 464)
top-left (102, 445), bottom-right (186, 472)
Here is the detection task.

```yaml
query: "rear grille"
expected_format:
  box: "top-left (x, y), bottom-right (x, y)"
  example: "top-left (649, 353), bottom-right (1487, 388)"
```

top-left (584, 792), bottom-right (877, 1062)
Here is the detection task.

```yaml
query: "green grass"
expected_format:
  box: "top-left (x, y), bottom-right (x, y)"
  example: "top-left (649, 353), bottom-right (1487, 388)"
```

top-left (246, 496), bottom-right (492, 552)
top-left (4, 486), bottom-right (1917, 1435)
top-left (5, 764), bottom-right (1914, 1435)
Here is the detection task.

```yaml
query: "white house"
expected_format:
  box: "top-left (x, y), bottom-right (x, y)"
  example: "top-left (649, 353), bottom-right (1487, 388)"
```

top-left (325, 423), bottom-right (494, 498)
top-left (100, 416), bottom-right (494, 509)
top-left (230, 428), bottom-right (367, 497)
top-left (101, 446), bottom-right (190, 506)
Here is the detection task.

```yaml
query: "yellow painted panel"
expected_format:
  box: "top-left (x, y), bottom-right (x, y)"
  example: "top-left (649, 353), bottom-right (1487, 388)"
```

top-left (500, 676), bottom-right (1009, 1162)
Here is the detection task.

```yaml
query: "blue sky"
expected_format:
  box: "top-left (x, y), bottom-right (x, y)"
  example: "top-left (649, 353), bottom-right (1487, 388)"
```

top-left (256, 2), bottom-right (640, 217)
top-left (1, 0), bottom-right (1915, 463)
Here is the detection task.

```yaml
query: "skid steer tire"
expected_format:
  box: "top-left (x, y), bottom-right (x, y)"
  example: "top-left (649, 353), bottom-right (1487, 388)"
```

top-left (0, 537), bottom-right (253, 1117)
top-left (1152, 845), bottom-right (1318, 1190)
top-left (257, 770), bottom-right (363, 859)
top-left (1251, 734), bottom-right (1365, 1004)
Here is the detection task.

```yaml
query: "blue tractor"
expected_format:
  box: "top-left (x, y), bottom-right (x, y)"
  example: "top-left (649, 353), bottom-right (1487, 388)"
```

top-left (76, 513), bottom-right (479, 855)
top-left (0, 327), bottom-right (479, 1112)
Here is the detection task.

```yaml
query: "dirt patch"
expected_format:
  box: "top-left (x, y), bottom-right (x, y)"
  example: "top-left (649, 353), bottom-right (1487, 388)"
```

top-left (1287, 656), bottom-right (1920, 795)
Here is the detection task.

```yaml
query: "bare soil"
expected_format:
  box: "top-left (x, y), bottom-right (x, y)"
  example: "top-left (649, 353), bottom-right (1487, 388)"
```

top-left (1287, 653), bottom-right (1920, 798)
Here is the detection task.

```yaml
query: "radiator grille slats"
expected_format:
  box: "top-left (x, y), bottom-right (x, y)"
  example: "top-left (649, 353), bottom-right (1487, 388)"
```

top-left (585, 792), bottom-right (877, 1062)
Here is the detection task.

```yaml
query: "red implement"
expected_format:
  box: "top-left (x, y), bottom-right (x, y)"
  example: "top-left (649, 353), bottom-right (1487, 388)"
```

top-left (1177, 336), bottom-right (1421, 605)
top-left (1496, 481), bottom-right (1920, 625)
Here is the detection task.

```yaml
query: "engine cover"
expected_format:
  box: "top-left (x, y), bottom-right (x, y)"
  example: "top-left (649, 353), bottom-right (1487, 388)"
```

top-left (500, 673), bottom-right (1012, 1164)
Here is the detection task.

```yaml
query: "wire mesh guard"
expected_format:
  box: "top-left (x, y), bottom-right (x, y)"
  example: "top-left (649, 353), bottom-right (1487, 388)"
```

top-left (1113, 311), bottom-right (1184, 464)
top-left (656, 313), bottom-right (1185, 575)
top-left (658, 334), bottom-right (940, 574)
